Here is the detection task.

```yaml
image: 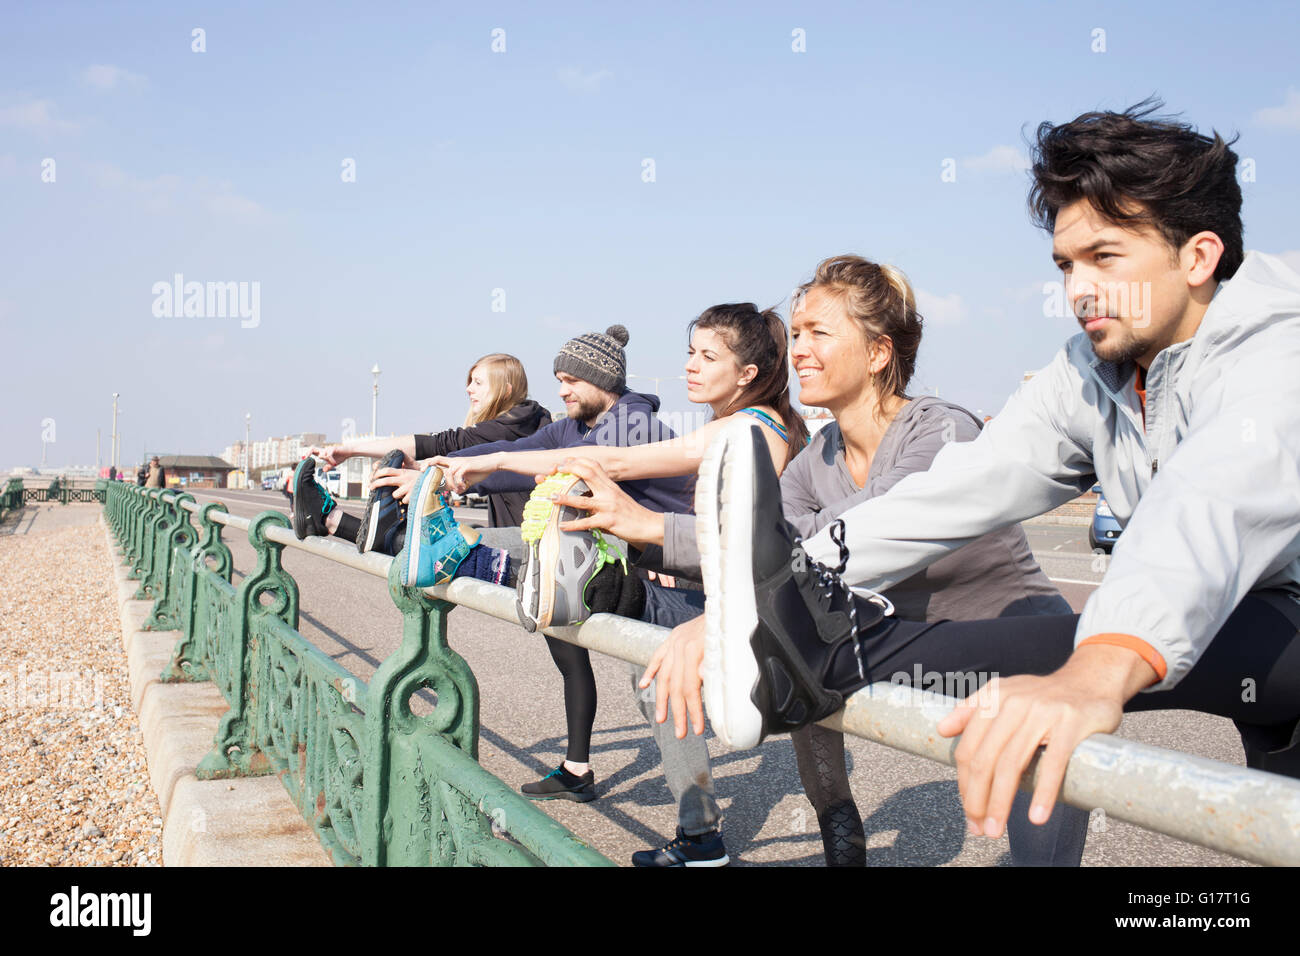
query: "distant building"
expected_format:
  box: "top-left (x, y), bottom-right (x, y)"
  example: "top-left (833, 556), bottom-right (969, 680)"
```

top-left (158, 455), bottom-right (237, 489)
top-left (223, 433), bottom-right (327, 477)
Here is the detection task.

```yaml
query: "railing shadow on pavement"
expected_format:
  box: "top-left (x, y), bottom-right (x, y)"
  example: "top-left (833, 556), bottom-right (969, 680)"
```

top-left (101, 482), bottom-right (1300, 867)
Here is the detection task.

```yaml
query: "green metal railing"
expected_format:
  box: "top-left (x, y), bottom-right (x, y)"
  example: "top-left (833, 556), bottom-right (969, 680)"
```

top-left (0, 477), bottom-right (107, 512)
top-left (104, 480), bottom-right (611, 866)
top-left (101, 482), bottom-right (1300, 866)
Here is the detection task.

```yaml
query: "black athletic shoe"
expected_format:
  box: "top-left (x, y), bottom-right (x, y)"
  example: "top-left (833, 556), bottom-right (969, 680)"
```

top-left (291, 458), bottom-right (337, 540)
top-left (631, 827), bottom-right (730, 868)
top-left (356, 449), bottom-right (407, 554)
top-left (520, 764), bottom-right (597, 803)
top-left (695, 419), bottom-right (893, 750)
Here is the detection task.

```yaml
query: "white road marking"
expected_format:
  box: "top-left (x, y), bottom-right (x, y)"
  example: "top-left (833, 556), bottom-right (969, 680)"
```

top-left (1048, 576), bottom-right (1104, 586)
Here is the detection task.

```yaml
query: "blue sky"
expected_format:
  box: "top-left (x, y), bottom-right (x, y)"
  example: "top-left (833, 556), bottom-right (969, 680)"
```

top-left (3, 1), bottom-right (1298, 469)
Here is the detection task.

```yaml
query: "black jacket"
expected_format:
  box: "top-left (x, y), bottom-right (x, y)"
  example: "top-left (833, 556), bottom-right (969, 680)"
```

top-left (413, 400), bottom-right (552, 527)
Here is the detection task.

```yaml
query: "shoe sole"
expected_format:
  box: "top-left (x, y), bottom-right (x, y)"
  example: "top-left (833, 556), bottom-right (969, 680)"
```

top-left (520, 788), bottom-right (597, 803)
top-left (358, 494), bottom-right (380, 553)
top-left (632, 856), bottom-right (731, 868)
top-left (695, 419), bottom-right (765, 751)
top-left (358, 452), bottom-right (405, 554)
top-left (516, 473), bottom-right (586, 632)
top-left (402, 467), bottom-right (444, 587)
top-left (290, 458), bottom-right (313, 539)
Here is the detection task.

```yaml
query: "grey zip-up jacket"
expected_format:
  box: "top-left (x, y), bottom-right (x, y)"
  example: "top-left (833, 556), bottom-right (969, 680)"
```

top-left (801, 251), bottom-right (1300, 691)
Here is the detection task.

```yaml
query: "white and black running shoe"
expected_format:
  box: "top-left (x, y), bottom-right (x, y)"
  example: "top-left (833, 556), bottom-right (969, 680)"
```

top-left (631, 827), bottom-right (729, 868)
top-left (695, 419), bottom-right (892, 750)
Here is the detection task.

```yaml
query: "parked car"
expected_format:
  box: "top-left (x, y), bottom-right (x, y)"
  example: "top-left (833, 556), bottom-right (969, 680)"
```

top-left (1088, 484), bottom-right (1123, 552)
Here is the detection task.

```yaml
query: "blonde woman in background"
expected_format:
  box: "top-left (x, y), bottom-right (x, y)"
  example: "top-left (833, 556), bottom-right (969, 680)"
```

top-left (293, 354), bottom-right (552, 550)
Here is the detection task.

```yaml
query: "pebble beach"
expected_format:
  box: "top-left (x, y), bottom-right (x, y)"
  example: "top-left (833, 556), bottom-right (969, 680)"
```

top-left (0, 508), bottom-right (163, 866)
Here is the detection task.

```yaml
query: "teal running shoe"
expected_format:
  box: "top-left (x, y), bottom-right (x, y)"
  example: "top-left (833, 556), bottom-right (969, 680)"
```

top-left (399, 466), bottom-right (480, 587)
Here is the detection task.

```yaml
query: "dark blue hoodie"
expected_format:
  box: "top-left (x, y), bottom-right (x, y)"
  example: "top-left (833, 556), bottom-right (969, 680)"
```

top-left (450, 390), bottom-right (694, 516)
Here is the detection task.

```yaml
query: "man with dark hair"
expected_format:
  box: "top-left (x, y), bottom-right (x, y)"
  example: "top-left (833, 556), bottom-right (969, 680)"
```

top-left (647, 101), bottom-right (1300, 846)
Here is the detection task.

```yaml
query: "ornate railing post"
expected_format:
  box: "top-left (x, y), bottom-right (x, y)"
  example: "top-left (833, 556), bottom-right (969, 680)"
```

top-left (196, 512), bottom-right (298, 779)
top-left (144, 492), bottom-right (198, 631)
top-left (125, 486), bottom-right (144, 559)
top-left (131, 490), bottom-right (169, 594)
top-left (161, 502), bottom-right (232, 683)
top-left (361, 562), bottom-right (484, 866)
top-left (125, 488), bottom-right (152, 574)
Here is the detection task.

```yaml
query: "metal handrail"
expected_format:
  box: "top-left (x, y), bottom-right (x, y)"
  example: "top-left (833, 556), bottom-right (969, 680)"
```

top-left (174, 500), bottom-right (1300, 865)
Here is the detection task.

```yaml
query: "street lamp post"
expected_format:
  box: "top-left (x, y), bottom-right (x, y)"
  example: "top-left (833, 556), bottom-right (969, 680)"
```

top-left (371, 364), bottom-right (381, 436)
top-left (111, 393), bottom-right (120, 472)
top-left (244, 412), bottom-right (251, 489)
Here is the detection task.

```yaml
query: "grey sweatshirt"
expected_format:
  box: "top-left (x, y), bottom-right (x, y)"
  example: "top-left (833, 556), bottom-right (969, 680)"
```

top-left (655, 396), bottom-right (1068, 622)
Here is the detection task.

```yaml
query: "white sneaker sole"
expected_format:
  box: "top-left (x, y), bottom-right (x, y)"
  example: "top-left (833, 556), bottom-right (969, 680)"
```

top-left (695, 419), bottom-right (765, 751)
top-left (403, 467), bottom-right (443, 587)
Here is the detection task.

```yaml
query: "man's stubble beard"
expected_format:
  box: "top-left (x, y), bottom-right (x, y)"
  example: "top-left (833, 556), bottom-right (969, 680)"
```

top-left (1089, 325), bottom-right (1150, 366)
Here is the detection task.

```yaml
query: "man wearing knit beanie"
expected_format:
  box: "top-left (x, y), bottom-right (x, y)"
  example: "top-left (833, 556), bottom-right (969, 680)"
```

top-left (554, 324), bottom-right (630, 395)
top-left (409, 321), bottom-right (695, 806)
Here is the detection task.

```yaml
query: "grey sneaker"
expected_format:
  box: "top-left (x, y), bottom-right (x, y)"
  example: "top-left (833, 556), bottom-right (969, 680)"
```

top-left (516, 472), bottom-right (627, 632)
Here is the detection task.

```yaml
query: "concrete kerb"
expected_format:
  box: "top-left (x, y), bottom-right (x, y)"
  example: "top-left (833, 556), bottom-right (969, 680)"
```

top-left (100, 515), bottom-right (328, 867)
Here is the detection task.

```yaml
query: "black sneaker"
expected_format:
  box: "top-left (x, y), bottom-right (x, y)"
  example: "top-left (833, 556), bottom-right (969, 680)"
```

top-left (520, 764), bottom-right (597, 803)
top-left (694, 419), bottom-right (892, 750)
top-left (291, 457), bottom-right (338, 540)
top-left (356, 449), bottom-right (407, 554)
top-left (632, 827), bottom-right (730, 868)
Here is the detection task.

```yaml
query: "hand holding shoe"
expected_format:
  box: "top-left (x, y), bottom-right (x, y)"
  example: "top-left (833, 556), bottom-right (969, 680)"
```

top-left (435, 454), bottom-right (499, 495)
top-left (370, 466), bottom-right (422, 504)
top-left (549, 458), bottom-right (663, 548)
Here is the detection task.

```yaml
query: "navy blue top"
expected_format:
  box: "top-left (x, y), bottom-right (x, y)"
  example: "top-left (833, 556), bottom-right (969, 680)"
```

top-left (450, 390), bottom-right (695, 517)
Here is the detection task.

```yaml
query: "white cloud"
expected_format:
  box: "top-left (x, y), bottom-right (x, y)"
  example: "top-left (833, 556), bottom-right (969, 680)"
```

top-left (1253, 88), bottom-right (1300, 131)
top-left (558, 67), bottom-right (613, 93)
top-left (541, 314), bottom-right (583, 335)
top-left (82, 64), bottom-right (146, 92)
top-left (963, 144), bottom-right (1030, 173)
top-left (0, 99), bottom-right (78, 132)
top-left (915, 289), bottom-right (967, 326)
top-left (206, 193), bottom-right (264, 222)
top-left (89, 161), bottom-right (264, 221)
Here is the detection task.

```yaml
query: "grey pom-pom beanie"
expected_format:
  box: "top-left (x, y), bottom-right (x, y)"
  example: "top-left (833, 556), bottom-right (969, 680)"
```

top-left (553, 324), bottom-right (630, 394)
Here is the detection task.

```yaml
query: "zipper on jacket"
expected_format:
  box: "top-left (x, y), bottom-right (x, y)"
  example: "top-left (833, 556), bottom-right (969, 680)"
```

top-left (1151, 458), bottom-right (1158, 476)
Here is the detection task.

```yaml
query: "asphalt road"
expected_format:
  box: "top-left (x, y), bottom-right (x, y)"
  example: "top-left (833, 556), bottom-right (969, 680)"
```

top-left (184, 489), bottom-right (1246, 867)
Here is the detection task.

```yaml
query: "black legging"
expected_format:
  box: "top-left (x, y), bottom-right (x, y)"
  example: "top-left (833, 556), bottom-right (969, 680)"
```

top-left (545, 636), bottom-right (597, 763)
top-left (829, 593), bottom-right (1300, 770)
